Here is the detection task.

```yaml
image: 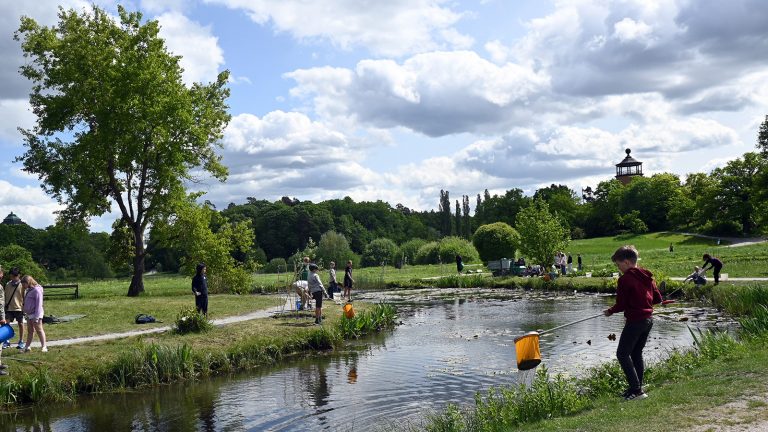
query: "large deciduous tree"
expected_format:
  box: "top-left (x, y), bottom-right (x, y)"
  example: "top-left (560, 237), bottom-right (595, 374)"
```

top-left (15, 6), bottom-right (230, 296)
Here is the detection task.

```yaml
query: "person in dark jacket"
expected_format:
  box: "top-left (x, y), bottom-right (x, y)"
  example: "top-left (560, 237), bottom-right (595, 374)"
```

top-left (701, 254), bottom-right (724, 285)
top-left (455, 254), bottom-right (464, 274)
top-left (603, 245), bottom-right (662, 401)
top-left (192, 263), bottom-right (209, 316)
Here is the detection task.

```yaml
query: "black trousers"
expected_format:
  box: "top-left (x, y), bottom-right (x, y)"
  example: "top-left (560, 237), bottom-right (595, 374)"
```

top-left (617, 318), bottom-right (653, 392)
top-left (195, 294), bottom-right (208, 315)
top-left (713, 266), bottom-right (722, 284)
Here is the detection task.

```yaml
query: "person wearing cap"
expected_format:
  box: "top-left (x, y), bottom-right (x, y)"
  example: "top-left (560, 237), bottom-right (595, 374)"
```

top-left (192, 263), bottom-right (209, 316)
top-left (3, 268), bottom-right (25, 350)
top-left (308, 263), bottom-right (325, 325)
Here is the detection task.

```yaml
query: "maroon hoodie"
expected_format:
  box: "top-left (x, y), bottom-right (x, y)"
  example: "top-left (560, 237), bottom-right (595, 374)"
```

top-left (606, 267), bottom-right (662, 322)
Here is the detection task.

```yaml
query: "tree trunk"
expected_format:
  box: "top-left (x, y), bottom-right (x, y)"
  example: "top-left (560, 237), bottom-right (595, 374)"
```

top-left (127, 226), bottom-right (146, 297)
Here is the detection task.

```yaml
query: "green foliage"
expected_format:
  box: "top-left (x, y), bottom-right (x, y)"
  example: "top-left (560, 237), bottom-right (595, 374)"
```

top-left (337, 303), bottom-right (398, 339)
top-left (174, 307), bottom-right (214, 334)
top-left (362, 238), bottom-right (401, 267)
top-left (154, 199), bottom-right (254, 294)
top-left (437, 237), bottom-right (479, 264)
top-left (15, 5), bottom-right (231, 295)
top-left (618, 210), bottom-right (648, 234)
top-left (415, 242), bottom-right (441, 265)
top-left (472, 222), bottom-right (520, 262)
top-left (516, 199), bottom-right (570, 267)
top-left (400, 239), bottom-right (427, 265)
top-left (0, 244), bottom-right (46, 281)
top-left (316, 231), bottom-right (356, 269)
top-left (262, 258), bottom-right (288, 274)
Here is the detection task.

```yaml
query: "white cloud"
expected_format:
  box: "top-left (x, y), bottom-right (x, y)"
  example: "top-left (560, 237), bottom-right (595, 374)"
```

top-left (0, 99), bottom-right (34, 142)
top-left (203, 0), bottom-right (470, 57)
top-left (286, 51), bottom-right (550, 137)
top-left (613, 18), bottom-right (653, 43)
top-left (156, 12), bottom-right (225, 85)
top-left (0, 180), bottom-right (63, 228)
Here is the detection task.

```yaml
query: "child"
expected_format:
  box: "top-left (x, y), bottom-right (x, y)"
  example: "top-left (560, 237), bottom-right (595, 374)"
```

top-left (343, 260), bottom-right (354, 302)
top-left (308, 264), bottom-right (325, 325)
top-left (328, 261), bottom-right (337, 300)
top-left (683, 266), bottom-right (707, 286)
top-left (21, 275), bottom-right (47, 353)
top-left (603, 245), bottom-right (662, 401)
top-left (3, 267), bottom-right (25, 350)
top-left (192, 263), bottom-right (209, 316)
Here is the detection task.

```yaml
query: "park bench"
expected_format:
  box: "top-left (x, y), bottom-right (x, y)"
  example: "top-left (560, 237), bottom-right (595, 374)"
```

top-left (43, 283), bottom-right (79, 299)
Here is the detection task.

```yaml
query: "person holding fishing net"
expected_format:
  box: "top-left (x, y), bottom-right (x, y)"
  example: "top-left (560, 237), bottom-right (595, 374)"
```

top-left (603, 245), bottom-right (662, 401)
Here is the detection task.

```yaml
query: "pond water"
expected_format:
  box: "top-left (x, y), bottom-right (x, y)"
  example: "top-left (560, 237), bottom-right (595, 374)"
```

top-left (6, 289), bottom-right (732, 431)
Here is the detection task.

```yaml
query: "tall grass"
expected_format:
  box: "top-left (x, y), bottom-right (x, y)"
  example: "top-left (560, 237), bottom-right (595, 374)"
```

top-left (338, 303), bottom-right (398, 339)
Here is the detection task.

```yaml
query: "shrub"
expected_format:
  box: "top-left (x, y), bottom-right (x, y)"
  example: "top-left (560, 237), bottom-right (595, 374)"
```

top-left (174, 307), bottom-right (214, 334)
top-left (361, 238), bottom-right (400, 267)
top-left (472, 222), bottom-right (520, 262)
top-left (262, 258), bottom-right (288, 274)
top-left (0, 244), bottom-right (47, 282)
top-left (399, 239), bottom-right (427, 265)
top-left (414, 241), bottom-right (440, 265)
top-left (438, 236), bottom-right (480, 264)
top-left (208, 266), bottom-right (253, 295)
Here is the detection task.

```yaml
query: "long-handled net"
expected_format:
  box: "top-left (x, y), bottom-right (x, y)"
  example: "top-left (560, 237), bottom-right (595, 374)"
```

top-left (513, 313), bottom-right (604, 371)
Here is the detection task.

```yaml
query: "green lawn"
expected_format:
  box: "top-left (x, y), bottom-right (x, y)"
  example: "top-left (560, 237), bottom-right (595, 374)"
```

top-left (571, 232), bottom-right (768, 277)
top-left (31, 274), bottom-right (282, 340)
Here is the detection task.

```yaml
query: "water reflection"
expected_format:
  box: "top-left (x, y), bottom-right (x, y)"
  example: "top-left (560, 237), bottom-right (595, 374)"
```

top-left (6, 293), bottom-right (722, 432)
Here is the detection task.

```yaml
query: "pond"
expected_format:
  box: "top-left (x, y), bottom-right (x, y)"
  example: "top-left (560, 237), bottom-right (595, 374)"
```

top-left (6, 289), bottom-right (732, 431)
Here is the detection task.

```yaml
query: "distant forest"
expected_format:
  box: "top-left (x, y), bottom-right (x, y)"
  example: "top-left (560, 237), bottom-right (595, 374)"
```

top-left (2, 135), bottom-right (766, 280)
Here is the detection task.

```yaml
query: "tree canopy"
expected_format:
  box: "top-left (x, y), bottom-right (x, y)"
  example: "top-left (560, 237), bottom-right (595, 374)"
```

top-left (516, 200), bottom-right (570, 268)
top-left (15, 5), bottom-right (231, 295)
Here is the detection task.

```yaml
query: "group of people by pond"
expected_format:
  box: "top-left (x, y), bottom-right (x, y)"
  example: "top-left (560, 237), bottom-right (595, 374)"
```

top-left (287, 257), bottom-right (354, 325)
top-left (0, 267), bottom-right (49, 376)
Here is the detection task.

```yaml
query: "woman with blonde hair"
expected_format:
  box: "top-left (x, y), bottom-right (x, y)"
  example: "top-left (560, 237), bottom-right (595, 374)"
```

top-left (21, 275), bottom-right (47, 353)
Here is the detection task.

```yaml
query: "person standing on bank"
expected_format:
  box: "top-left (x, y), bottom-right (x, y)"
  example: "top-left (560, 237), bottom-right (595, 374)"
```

top-left (343, 260), bottom-right (354, 302)
top-left (3, 268), bottom-right (25, 350)
top-left (21, 275), bottom-right (47, 353)
top-left (577, 254), bottom-right (583, 272)
top-left (308, 264), bottom-right (325, 325)
top-left (603, 246), bottom-right (662, 401)
top-left (192, 263), bottom-right (209, 316)
top-left (567, 253), bottom-right (573, 273)
top-left (328, 261), bottom-right (338, 300)
top-left (456, 254), bottom-right (464, 274)
top-left (702, 254), bottom-right (724, 285)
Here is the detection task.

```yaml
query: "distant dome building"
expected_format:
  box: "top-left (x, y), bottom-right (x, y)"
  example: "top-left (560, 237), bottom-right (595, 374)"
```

top-left (615, 148), bottom-right (643, 185)
top-left (2, 212), bottom-right (25, 225)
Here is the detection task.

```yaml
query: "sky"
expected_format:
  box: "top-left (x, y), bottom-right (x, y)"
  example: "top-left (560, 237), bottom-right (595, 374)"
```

top-left (0, 0), bottom-right (766, 232)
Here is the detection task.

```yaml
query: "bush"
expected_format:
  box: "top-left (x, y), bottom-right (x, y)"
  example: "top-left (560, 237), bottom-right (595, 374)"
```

top-left (361, 238), bottom-right (400, 267)
top-left (262, 258), bottom-right (288, 274)
top-left (174, 307), bottom-right (213, 334)
top-left (399, 239), bottom-right (427, 266)
top-left (208, 266), bottom-right (253, 295)
top-left (0, 244), bottom-right (47, 282)
top-left (414, 241), bottom-right (440, 265)
top-left (701, 219), bottom-right (742, 236)
top-left (472, 222), bottom-right (520, 262)
top-left (438, 236), bottom-right (480, 264)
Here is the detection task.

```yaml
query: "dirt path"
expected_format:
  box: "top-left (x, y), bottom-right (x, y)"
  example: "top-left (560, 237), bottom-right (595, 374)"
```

top-left (668, 231), bottom-right (767, 247)
top-left (45, 296), bottom-right (341, 347)
top-left (688, 388), bottom-right (768, 431)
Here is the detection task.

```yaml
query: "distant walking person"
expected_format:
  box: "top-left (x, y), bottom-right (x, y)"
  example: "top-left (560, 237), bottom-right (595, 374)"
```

top-left (456, 254), bottom-right (464, 274)
top-left (669, 243), bottom-right (674, 253)
top-left (3, 268), bottom-right (25, 350)
top-left (577, 254), bottom-right (583, 271)
top-left (343, 260), bottom-right (354, 302)
top-left (192, 263), bottom-right (209, 316)
top-left (702, 254), bottom-right (724, 285)
top-left (21, 275), bottom-right (47, 353)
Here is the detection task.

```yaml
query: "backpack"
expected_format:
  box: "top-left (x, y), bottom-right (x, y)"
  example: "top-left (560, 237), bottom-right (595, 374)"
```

top-left (135, 314), bottom-right (157, 324)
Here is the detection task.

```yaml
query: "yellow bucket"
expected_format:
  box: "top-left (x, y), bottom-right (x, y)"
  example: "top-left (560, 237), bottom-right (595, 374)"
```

top-left (514, 331), bottom-right (542, 370)
top-left (343, 303), bottom-right (355, 319)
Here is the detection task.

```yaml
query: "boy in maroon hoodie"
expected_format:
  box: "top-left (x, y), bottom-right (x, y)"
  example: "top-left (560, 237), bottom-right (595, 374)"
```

top-left (603, 245), bottom-right (662, 401)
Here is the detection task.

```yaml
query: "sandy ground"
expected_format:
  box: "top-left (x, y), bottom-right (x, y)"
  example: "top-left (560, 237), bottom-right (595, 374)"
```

top-left (688, 387), bottom-right (768, 431)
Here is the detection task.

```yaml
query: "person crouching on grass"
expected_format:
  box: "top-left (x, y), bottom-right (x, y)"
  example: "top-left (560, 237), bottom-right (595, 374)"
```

top-left (308, 264), bottom-right (325, 325)
top-left (603, 245), bottom-right (662, 401)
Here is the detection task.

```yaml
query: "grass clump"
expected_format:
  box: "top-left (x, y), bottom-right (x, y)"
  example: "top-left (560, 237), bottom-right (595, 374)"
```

top-left (339, 303), bottom-right (398, 339)
top-left (174, 307), bottom-right (214, 334)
